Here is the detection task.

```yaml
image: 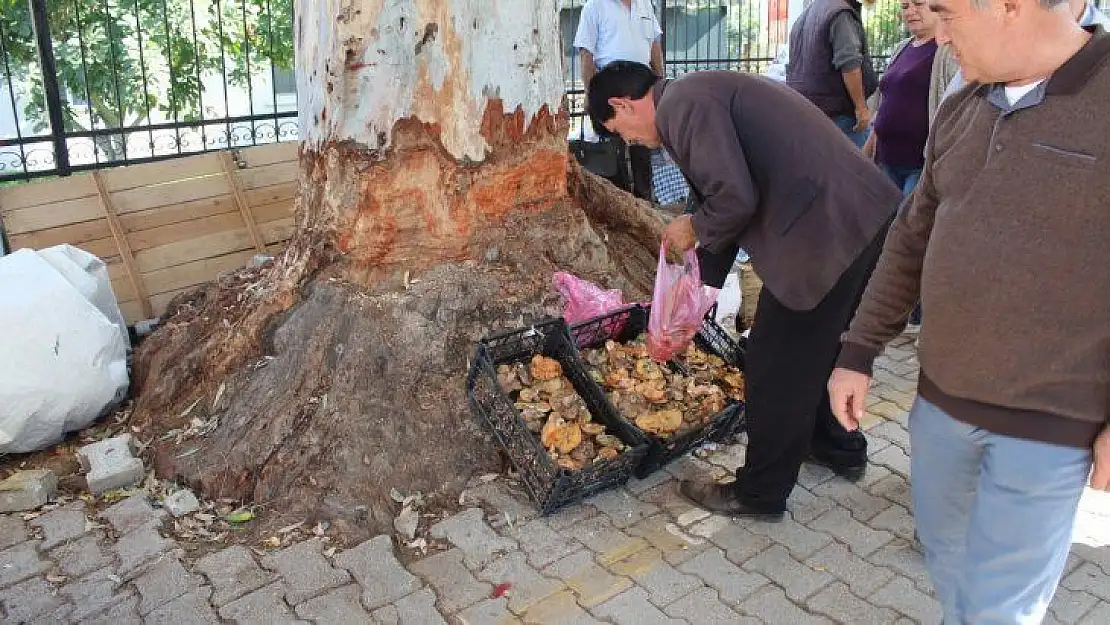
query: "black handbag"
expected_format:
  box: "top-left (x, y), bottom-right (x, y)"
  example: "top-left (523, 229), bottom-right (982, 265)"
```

top-left (569, 126), bottom-right (623, 179)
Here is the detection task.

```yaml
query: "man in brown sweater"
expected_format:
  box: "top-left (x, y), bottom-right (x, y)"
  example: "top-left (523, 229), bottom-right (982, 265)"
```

top-left (829, 2), bottom-right (1110, 621)
top-left (585, 62), bottom-right (901, 519)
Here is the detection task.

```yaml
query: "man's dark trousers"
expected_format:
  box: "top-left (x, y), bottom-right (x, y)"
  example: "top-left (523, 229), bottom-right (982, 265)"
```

top-left (699, 224), bottom-right (888, 512)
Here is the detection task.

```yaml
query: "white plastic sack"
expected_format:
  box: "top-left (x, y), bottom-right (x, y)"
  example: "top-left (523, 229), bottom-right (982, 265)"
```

top-left (0, 245), bottom-right (130, 454)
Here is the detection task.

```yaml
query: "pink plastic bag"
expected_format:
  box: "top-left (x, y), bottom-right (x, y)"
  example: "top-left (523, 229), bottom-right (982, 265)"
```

top-left (552, 272), bottom-right (625, 326)
top-left (647, 245), bottom-right (719, 362)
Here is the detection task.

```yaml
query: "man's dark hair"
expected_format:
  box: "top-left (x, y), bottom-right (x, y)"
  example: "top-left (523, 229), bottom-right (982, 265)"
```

top-left (586, 61), bottom-right (659, 136)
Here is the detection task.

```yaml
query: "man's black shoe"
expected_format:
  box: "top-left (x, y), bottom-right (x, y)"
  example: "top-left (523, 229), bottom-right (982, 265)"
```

top-left (807, 449), bottom-right (867, 482)
top-left (678, 480), bottom-right (784, 521)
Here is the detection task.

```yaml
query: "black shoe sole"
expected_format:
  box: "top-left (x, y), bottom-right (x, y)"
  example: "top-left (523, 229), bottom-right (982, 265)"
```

top-left (807, 455), bottom-right (867, 482)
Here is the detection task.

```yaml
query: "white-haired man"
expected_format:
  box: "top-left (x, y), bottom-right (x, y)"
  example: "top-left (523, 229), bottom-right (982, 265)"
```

top-left (828, 0), bottom-right (1110, 622)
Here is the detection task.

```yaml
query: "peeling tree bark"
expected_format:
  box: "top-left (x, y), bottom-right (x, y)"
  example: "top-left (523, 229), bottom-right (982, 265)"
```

top-left (130, 0), bottom-right (663, 538)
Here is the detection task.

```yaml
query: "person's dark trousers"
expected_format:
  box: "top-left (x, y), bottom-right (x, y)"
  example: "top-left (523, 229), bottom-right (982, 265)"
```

top-left (610, 136), bottom-right (654, 201)
top-left (733, 224), bottom-right (888, 512)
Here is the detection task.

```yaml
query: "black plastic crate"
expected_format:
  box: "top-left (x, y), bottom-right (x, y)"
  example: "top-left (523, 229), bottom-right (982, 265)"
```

top-left (466, 319), bottom-right (650, 515)
top-left (570, 304), bottom-right (747, 478)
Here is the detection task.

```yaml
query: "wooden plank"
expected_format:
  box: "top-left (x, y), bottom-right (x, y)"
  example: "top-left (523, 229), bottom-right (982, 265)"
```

top-left (239, 160), bottom-right (299, 190)
top-left (0, 174), bottom-right (97, 212)
top-left (135, 228), bottom-right (256, 274)
top-left (7, 232), bottom-right (119, 260)
top-left (260, 217), bottom-right (296, 245)
top-left (240, 142), bottom-right (299, 168)
top-left (119, 300), bottom-right (145, 325)
top-left (93, 170), bottom-right (153, 320)
top-left (6, 218), bottom-right (111, 249)
top-left (244, 181), bottom-right (297, 209)
top-left (99, 152), bottom-right (224, 193)
top-left (221, 151), bottom-right (267, 253)
top-left (2, 196), bottom-right (103, 235)
top-left (110, 173), bottom-right (230, 215)
top-left (125, 200), bottom-right (290, 253)
top-left (120, 194), bottom-right (239, 233)
top-left (143, 249), bottom-right (256, 296)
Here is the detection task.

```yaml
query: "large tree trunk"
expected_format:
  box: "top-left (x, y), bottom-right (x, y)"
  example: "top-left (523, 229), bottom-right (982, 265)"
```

top-left (131, 0), bottom-right (663, 538)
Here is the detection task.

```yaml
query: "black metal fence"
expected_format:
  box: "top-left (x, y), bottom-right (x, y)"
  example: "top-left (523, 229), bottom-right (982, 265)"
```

top-left (1, 0), bottom-right (295, 181)
top-left (10, 0), bottom-right (1089, 182)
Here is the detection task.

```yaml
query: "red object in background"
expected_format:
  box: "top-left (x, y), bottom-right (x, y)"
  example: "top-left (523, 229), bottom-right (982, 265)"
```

top-left (491, 582), bottom-right (512, 598)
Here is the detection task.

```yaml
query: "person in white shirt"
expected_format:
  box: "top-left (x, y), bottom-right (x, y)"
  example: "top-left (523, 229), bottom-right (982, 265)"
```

top-left (574, 0), bottom-right (664, 200)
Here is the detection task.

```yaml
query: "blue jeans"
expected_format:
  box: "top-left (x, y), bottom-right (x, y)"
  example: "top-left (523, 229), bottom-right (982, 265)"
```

top-left (909, 398), bottom-right (1091, 625)
top-left (833, 114), bottom-right (870, 149)
top-left (881, 163), bottom-right (922, 198)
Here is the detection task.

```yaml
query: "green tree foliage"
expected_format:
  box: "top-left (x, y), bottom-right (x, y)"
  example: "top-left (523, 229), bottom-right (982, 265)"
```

top-left (0, 0), bottom-right (292, 156)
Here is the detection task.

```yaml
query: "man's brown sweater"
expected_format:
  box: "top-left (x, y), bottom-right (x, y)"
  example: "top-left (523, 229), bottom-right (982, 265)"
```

top-left (837, 27), bottom-right (1110, 449)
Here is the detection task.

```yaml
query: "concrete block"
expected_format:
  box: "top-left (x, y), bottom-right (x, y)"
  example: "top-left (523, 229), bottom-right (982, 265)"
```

top-left (77, 435), bottom-right (144, 494)
top-left (162, 489), bottom-right (200, 517)
top-left (0, 470), bottom-right (57, 512)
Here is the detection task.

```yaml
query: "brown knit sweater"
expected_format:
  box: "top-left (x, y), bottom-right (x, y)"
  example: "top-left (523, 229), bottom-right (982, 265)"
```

top-left (837, 27), bottom-right (1110, 449)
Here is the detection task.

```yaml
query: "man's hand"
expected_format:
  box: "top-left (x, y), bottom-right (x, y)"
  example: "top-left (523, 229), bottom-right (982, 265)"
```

top-left (828, 367), bottom-right (871, 431)
top-left (853, 106), bottom-right (871, 133)
top-left (1091, 427), bottom-right (1110, 491)
top-left (662, 215), bottom-right (697, 253)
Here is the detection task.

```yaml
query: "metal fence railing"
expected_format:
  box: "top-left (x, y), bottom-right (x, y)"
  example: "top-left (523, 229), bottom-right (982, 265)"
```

top-left (1, 0), bottom-right (296, 182)
top-left (9, 0), bottom-right (1085, 182)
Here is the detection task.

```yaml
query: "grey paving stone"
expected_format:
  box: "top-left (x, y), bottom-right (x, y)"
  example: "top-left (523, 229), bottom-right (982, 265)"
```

top-left (809, 506), bottom-right (894, 557)
top-left (745, 516), bottom-right (832, 560)
top-left (1049, 586), bottom-right (1101, 624)
top-left (0, 515), bottom-right (28, 550)
top-left (333, 535), bottom-right (422, 611)
top-left (294, 584), bottom-right (374, 624)
top-left (410, 548), bottom-right (491, 613)
top-left (868, 474), bottom-right (914, 510)
top-left (1063, 562), bottom-right (1110, 602)
top-left (462, 481), bottom-right (540, 527)
top-left (0, 470), bottom-right (56, 513)
top-left (0, 541), bottom-right (50, 588)
top-left (428, 508), bottom-right (518, 569)
top-left (218, 581), bottom-right (306, 625)
top-left (455, 597), bottom-right (515, 625)
top-left (544, 504), bottom-right (599, 532)
top-left (871, 575), bottom-right (942, 624)
top-left (589, 586), bottom-right (684, 625)
top-left (664, 586), bottom-right (760, 625)
top-left (709, 521), bottom-right (773, 565)
top-left (131, 555), bottom-right (204, 614)
top-left (869, 420), bottom-right (911, 452)
top-left (870, 540), bottom-right (932, 592)
top-left (77, 435), bottom-right (144, 494)
top-left (194, 544), bottom-right (279, 607)
top-left (700, 443), bottom-right (747, 473)
top-left (371, 587), bottom-right (446, 625)
top-left (626, 514), bottom-right (711, 566)
top-left (60, 569), bottom-right (134, 622)
top-left (811, 478), bottom-right (894, 522)
top-left (604, 547), bottom-right (701, 608)
top-left (789, 486), bottom-right (838, 525)
top-left (636, 481), bottom-right (701, 516)
top-left (30, 502), bottom-right (88, 549)
top-left (26, 604), bottom-right (74, 625)
top-left (0, 576), bottom-right (65, 622)
top-left (521, 589), bottom-right (605, 624)
top-left (51, 530), bottom-right (111, 578)
top-left (561, 514), bottom-right (650, 564)
top-left (1078, 601), bottom-right (1110, 625)
top-left (864, 431), bottom-right (893, 456)
top-left (144, 587), bottom-right (220, 625)
top-left (677, 548), bottom-right (768, 606)
top-left (626, 469), bottom-right (674, 495)
top-left (261, 537), bottom-right (351, 605)
top-left (586, 488), bottom-right (660, 529)
top-left (797, 463), bottom-right (837, 490)
top-left (509, 518), bottom-right (582, 568)
top-left (478, 551), bottom-right (564, 614)
top-left (113, 521), bottom-right (173, 579)
top-left (806, 542), bottom-right (895, 598)
top-left (807, 581), bottom-right (900, 625)
top-left (98, 495), bottom-right (165, 535)
top-left (746, 545), bottom-right (834, 602)
top-left (77, 592), bottom-right (141, 625)
top-left (871, 445), bottom-right (912, 479)
top-left (870, 504), bottom-right (917, 542)
top-left (688, 514), bottom-right (734, 540)
top-left (543, 549), bottom-right (632, 609)
top-left (735, 585), bottom-right (834, 625)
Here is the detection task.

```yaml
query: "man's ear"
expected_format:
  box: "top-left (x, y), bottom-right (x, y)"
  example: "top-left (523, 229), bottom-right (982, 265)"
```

top-left (608, 96), bottom-right (629, 114)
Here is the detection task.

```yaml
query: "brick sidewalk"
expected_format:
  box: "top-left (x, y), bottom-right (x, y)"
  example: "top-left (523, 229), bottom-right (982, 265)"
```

top-left (2, 337), bottom-right (1108, 624)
